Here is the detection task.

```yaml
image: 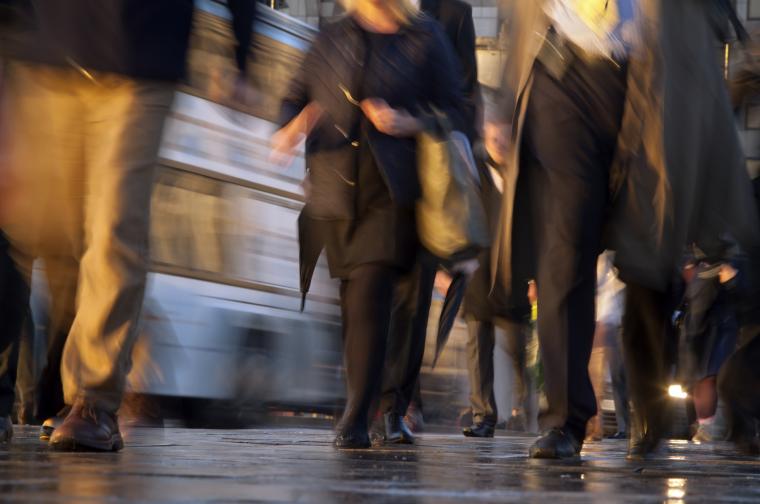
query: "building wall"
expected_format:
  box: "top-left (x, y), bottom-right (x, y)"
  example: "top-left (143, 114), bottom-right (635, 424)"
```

top-left (276, 0), bottom-right (502, 38)
top-left (270, 0), bottom-right (504, 90)
top-left (734, 0), bottom-right (760, 178)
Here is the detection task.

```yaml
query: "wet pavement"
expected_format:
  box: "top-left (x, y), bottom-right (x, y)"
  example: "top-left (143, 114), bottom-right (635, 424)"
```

top-left (1, 426), bottom-right (759, 502)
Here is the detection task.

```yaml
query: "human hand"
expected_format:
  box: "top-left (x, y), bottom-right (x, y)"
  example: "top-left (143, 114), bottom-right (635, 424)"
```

top-left (270, 122), bottom-right (304, 167)
top-left (434, 271), bottom-right (453, 297)
top-left (360, 98), bottom-right (421, 137)
top-left (719, 263), bottom-right (738, 284)
top-left (270, 102), bottom-right (323, 166)
top-left (527, 280), bottom-right (537, 305)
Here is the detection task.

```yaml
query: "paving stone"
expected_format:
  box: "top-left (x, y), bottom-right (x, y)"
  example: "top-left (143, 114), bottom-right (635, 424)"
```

top-left (1, 426), bottom-right (759, 502)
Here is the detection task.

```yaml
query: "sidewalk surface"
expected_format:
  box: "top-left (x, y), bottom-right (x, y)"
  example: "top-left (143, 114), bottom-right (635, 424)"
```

top-left (1, 426), bottom-right (759, 502)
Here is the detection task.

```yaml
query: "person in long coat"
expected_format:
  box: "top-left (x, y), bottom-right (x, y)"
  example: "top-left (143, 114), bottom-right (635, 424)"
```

top-left (374, 0), bottom-right (481, 447)
top-left (494, 0), bottom-right (760, 459)
top-left (273, 0), bottom-right (465, 449)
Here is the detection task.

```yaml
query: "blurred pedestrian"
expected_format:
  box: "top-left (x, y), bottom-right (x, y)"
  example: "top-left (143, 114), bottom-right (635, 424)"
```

top-left (495, 0), bottom-right (760, 460)
top-left (455, 116), bottom-right (531, 439)
top-left (0, 0), bottom-right (258, 452)
top-left (0, 233), bottom-right (28, 442)
top-left (273, 0), bottom-right (465, 449)
top-left (495, 0), bottom-right (631, 459)
top-left (586, 251), bottom-right (628, 441)
top-left (678, 244), bottom-right (741, 443)
top-left (373, 0), bottom-right (481, 446)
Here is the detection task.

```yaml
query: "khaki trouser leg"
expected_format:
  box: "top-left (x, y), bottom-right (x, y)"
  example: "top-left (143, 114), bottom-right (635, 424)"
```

top-left (2, 62), bottom-right (174, 414)
top-left (61, 75), bottom-right (174, 413)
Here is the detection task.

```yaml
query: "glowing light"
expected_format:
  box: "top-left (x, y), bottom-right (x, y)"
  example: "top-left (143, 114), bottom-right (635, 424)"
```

top-left (667, 479), bottom-right (686, 500)
top-left (668, 489), bottom-right (685, 499)
top-left (668, 384), bottom-right (688, 399)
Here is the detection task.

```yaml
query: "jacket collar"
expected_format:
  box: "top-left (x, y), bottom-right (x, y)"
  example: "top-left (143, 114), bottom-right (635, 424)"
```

top-left (420, 0), bottom-right (440, 19)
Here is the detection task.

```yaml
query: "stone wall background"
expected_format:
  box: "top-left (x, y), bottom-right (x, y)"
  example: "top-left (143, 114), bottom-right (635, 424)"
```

top-left (274, 0), bottom-right (501, 38)
top-left (270, 0), bottom-right (505, 89)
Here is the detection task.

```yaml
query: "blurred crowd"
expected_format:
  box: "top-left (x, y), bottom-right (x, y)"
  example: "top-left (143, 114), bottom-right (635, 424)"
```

top-left (0, 0), bottom-right (759, 464)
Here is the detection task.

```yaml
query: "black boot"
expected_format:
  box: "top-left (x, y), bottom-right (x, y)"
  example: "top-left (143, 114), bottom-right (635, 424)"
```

top-left (370, 412), bottom-right (414, 446)
top-left (626, 411), bottom-right (665, 460)
top-left (462, 422), bottom-right (495, 438)
top-left (334, 425), bottom-right (371, 449)
top-left (528, 428), bottom-right (582, 459)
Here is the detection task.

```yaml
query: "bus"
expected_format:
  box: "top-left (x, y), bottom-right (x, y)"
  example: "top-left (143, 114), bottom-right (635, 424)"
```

top-left (128, 1), bottom-right (472, 427)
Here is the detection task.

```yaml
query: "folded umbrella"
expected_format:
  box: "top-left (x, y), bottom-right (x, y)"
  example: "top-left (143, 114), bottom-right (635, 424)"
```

top-left (297, 210), bottom-right (324, 311)
top-left (431, 271), bottom-right (468, 368)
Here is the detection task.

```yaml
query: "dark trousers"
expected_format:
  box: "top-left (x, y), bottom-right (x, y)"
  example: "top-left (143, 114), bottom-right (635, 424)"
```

top-left (620, 282), bottom-right (673, 439)
top-left (378, 259), bottom-right (436, 417)
top-left (524, 57), bottom-right (627, 441)
top-left (34, 256), bottom-right (78, 421)
top-left (465, 317), bottom-right (528, 426)
top-left (607, 328), bottom-right (630, 434)
top-left (338, 264), bottom-right (398, 431)
top-left (0, 233), bottom-right (29, 418)
top-left (718, 324), bottom-right (760, 443)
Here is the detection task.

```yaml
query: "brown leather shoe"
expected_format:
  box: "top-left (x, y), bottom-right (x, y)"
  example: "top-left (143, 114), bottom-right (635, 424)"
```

top-left (49, 402), bottom-right (124, 452)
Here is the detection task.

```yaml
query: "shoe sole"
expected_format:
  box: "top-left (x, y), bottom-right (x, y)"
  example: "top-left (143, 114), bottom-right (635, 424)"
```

top-left (39, 426), bottom-right (55, 442)
top-left (463, 431), bottom-right (494, 438)
top-left (372, 434), bottom-right (414, 446)
top-left (334, 442), bottom-right (371, 449)
top-left (389, 436), bottom-right (414, 445)
top-left (528, 448), bottom-right (580, 459)
top-left (49, 434), bottom-right (124, 452)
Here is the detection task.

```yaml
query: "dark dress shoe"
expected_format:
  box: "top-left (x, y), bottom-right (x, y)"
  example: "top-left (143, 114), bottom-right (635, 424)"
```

top-left (528, 428), bottom-right (582, 459)
top-left (49, 402), bottom-right (124, 452)
top-left (462, 422), bottom-right (495, 438)
top-left (0, 415), bottom-right (12, 443)
top-left (334, 427), bottom-right (371, 449)
top-left (627, 434), bottom-right (663, 460)
top-left (607, 431), bottom-right (628, 440)
top-left (371, 413), bottom-right (415, 446)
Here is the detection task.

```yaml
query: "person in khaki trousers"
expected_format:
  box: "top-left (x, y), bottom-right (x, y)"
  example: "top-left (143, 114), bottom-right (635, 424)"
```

top-left (0, 0), bottom-right (257, 452)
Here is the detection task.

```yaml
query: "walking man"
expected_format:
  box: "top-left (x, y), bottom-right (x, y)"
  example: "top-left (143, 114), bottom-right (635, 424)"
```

top-left (0, 0), bottom-right (257, 451)
top-left (496, 0), bottom-right (759, 459)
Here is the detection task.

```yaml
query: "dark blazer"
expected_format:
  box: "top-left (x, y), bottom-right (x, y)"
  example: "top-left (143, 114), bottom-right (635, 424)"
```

top-left (463, 146), bottom-right (530, 322)
top-left (420, 0), bottom-right (480, 140)
top-left (2, 0), bottom-right (256, 81)
top-left (280, 14), bottom-right (466, 220)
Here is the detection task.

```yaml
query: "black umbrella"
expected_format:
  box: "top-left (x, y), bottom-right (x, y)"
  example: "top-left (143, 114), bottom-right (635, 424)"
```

top-left (431, 271), bottom-right (469, 368)
top-left (297, 210), bottom-right (324, 311)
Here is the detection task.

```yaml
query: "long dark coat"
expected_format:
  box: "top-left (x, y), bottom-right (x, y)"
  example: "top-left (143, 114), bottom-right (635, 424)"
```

top-left (280, 14), bottom-right (465, 220)
top-left (494, 0), bottom-right (760, 294)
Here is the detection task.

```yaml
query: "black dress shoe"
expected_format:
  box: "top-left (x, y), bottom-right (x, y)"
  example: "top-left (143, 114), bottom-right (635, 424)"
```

top-left (462, 422), bottom-right (495, 438)
top-left (528, 428), bottom-right (582, 459)
top-left (371, 413), bottom-right (414, 446)
top-left (0, 416), bottom-right (12, 443)
top-left (334, 427), bottom-right (371, 449)
top-left (627, 434), bottom-right (662, 460)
